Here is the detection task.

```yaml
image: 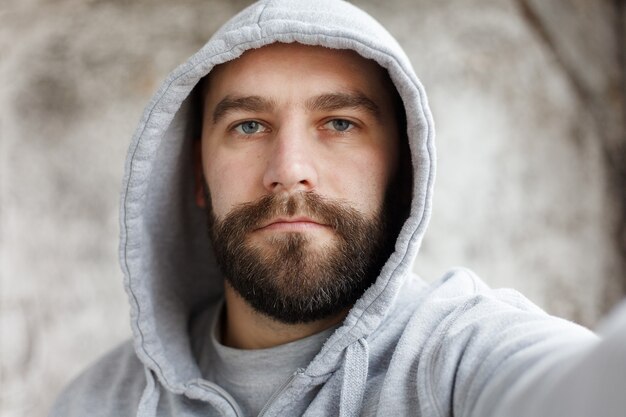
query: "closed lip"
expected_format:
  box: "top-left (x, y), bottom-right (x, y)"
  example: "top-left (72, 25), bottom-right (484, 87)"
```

top-left (255, 216), bottom-right (328, 231)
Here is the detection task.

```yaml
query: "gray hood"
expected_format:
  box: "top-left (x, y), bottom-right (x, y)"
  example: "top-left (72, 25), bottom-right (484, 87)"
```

top-left (119, 0), bottom-right (435, 399)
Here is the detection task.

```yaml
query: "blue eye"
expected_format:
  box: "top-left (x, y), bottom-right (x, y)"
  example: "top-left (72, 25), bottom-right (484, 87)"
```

top-left (327, 119), bottom-right (353, 132)
top-left (234, 121), bottom-right (265, 134)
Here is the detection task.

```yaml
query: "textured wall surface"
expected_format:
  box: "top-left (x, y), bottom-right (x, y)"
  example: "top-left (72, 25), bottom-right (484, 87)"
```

top-left (1, 0), bottom-right (624, 416)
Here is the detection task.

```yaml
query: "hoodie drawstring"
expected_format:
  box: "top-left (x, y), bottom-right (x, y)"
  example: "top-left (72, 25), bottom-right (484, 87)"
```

top-left (339, 338), bottom-right (370, 417)
top-left (137, 368), bottom-right (161, 417)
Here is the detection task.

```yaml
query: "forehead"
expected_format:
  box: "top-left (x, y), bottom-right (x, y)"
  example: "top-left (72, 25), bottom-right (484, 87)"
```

top-left (202, 43), bottom-right (393, 105)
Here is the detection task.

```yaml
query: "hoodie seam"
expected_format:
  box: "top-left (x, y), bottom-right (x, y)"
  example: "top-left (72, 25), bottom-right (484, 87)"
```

top-left (426, 299), bottom-right (477, 417)
top-left (269, 383), bottom-right (304, 417)
top-left (122, 25), bottom-right (433, 392)
top-left (255, 0), bottom-right (270, 26)
top-left (423, 275), bottom-right (482, 417)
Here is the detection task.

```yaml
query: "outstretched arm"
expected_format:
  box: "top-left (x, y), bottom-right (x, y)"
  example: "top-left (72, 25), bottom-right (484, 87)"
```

top-left (484, 299), bottom-right (626, 417)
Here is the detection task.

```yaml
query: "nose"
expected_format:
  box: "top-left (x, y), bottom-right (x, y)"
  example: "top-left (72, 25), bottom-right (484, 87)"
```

top-left (262, 124), bottom-right (318, 194)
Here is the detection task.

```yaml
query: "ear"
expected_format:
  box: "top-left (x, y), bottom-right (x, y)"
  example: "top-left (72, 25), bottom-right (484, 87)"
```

top-left (193, 139), bottom-right (207, 208)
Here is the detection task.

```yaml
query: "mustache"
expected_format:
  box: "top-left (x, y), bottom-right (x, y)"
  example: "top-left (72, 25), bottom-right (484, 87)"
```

top-left (209, 192), bottom-right (373, 239)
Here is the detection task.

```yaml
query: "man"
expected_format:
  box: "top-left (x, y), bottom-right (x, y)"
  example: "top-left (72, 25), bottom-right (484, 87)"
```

top-left (50, 1), bottom-right (626, 416)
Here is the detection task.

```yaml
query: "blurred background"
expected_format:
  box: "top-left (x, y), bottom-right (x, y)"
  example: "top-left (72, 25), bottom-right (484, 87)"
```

top-left (1, 0), bottom-right (624, 415)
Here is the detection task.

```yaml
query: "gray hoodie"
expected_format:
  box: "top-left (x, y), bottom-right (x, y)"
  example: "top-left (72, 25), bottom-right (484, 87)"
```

top-left (49, 1), bottom-right (626, 416)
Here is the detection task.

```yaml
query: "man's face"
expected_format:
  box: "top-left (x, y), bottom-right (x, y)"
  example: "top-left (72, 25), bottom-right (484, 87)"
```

top-left (196, 43), bottom-right (402, 323)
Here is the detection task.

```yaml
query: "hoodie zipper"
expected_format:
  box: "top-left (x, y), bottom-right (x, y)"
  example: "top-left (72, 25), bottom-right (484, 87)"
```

top-left (195, 380), bottom-right (244, 417)
top-left (257, 368), bottom-right (305, 417)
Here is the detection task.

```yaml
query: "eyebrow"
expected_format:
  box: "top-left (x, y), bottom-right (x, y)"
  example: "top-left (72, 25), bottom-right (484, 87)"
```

top-left (305, 92), bottom-right (381, 120)
top-left (212, 95), bottom-right (276, 124)
top-left (211, 91), bottom-right (381, 124)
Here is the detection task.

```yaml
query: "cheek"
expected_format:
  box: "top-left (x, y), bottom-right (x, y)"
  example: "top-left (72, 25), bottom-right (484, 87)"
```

top-left (206, 169), bottom-right (239, 218)
top-left (328, 150), bottom-right (395, 215)
top-left (203, 151), bottom-right (264, 219)
top-left (363, 147), bottom-right (399, 211)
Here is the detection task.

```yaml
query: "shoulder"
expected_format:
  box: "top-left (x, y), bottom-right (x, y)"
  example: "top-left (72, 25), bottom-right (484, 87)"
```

top-left (405, 267), bottom-right (596, 353)
top-left (48, 340), bottom-right (147, 417)
top-left (398, 268), bottom-right (597, 415)
top-left (394, 267), bottom-right (548, 325)
top-left (416, 267), bottom-right (552, 315)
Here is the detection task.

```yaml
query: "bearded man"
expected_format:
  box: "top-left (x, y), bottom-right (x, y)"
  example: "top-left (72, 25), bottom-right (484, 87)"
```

top-left (49, 1), bottom-right (626, 417)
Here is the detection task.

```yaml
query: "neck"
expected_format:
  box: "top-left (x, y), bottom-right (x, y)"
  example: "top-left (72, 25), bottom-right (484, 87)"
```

top-left (221, 282), bottom-right (347, 349)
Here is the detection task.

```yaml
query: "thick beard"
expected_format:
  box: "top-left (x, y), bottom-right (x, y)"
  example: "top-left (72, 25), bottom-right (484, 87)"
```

top-left (205, 190), bottom-right (392, 324)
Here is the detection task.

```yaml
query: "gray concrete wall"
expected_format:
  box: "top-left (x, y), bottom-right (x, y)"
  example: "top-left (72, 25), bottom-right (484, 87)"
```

top-left (1, 1), bottom-right (624, 416)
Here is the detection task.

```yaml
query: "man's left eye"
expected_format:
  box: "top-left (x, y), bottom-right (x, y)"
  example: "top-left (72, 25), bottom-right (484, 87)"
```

top-left (324, 119), bottom-right (354, 132)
